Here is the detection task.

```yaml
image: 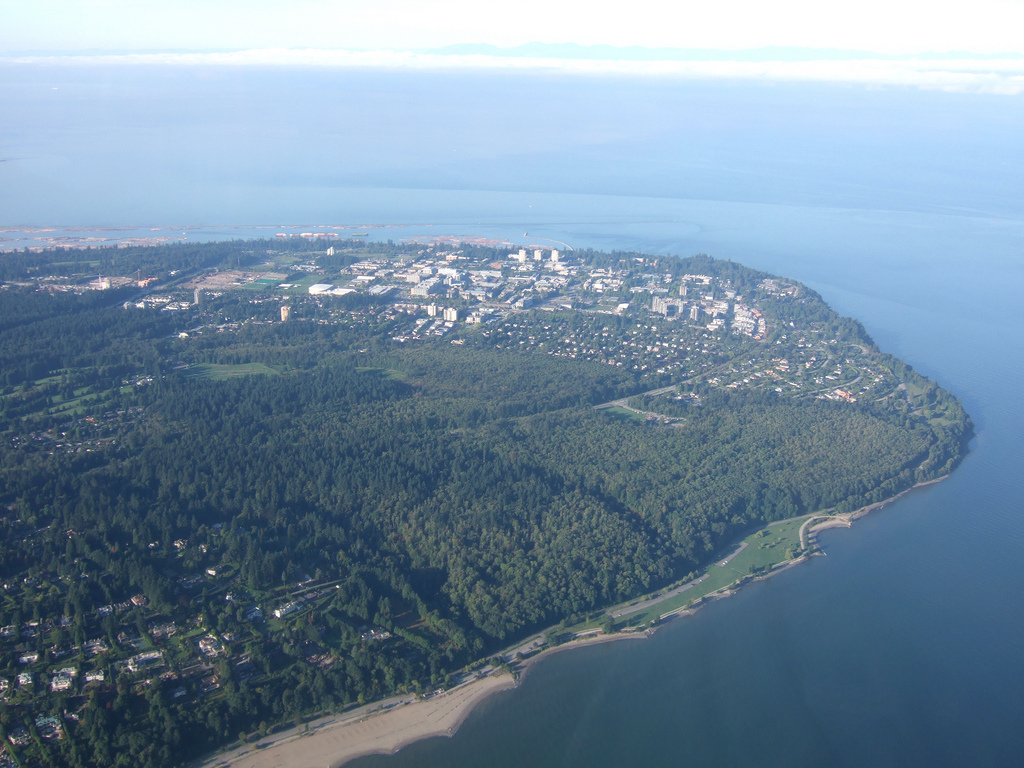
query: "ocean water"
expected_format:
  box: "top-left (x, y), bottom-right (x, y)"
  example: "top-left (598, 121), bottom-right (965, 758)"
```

top-left (3, 64), bottom-right (1024, 767)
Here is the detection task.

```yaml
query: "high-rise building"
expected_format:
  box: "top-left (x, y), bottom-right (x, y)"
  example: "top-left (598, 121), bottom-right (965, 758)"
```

top-left (280, 305), bottom-right (291, 322)
top-left (652, 297), bottom-right (683, 317)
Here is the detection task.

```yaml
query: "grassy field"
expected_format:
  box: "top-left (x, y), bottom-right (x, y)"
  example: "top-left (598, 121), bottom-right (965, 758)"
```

top-left (236, 279), bottom-right (283, 292)
top-left (47, 391), bottom-right (99, 416)
top-left (614, 515), bottom-right (810, 627)
top-left (46, 259), bottom-right (102, 268)
top-left (0, 371), bottom-right (131, 421)
top-left (603, 405), bottom-right (648, 423)
top-left (356, 366), bottom-right (407, 381)
top-left (182, 363), bottom-right (279, 380)
top-left (283, 274), bottom-right (339, 293)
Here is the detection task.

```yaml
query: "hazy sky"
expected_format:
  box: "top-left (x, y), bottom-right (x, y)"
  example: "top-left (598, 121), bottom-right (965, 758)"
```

top-left (3, 0), bottom-right (1024, 56)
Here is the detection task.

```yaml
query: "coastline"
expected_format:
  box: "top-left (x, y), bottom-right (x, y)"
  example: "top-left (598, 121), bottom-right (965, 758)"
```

top-left (513, 629), bottom-right (650, 687)
top-left (804, 475), bottom-right (948, 543)
top-left (195, 475), bottom-right (948, 768)
top-left (197, 672), bottom-right (516, 768)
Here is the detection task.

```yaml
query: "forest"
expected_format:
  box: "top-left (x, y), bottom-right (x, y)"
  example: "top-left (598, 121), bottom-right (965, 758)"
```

top-left (0, 240), bottom-right (971, 767)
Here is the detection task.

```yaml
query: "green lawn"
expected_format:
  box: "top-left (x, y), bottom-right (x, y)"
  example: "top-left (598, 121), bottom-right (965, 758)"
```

top-left (616, 515), bottom-right (810, 627)
top-left (47, 259), bottom-right (101, 268)
top-left (356, 366), bottom-right (407, 381)
top-left (236, 280), bottom-right (281, 292)
top-left (48, 393), bottom-right (93, 416)
top-left (283, 274), bottom-right (339, 293)
top-left (182, 363), bottom-right (279, 380)
top-left (603, 405), bottom-right (648, 423)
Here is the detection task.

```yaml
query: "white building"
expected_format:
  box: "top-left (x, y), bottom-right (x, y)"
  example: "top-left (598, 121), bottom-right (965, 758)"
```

top-left (652, 297), bottom-right (683, 317)
top-left (128, 651), bottom-right (163, 673)
top-left (274, 602), bottom-right (299, 619)
top-left (411, 279), bottom-right (444, 297)
top-left (51, 674), bottom-right (73, 692)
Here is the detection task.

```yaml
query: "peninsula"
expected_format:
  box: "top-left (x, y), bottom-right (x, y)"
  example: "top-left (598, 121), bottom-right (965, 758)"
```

top-left (0, 239), bottom-right (971, 768)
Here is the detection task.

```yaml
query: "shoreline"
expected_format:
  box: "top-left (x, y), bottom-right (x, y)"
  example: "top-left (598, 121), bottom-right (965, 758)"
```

top-left (195, 475), bottom-right (948, 768)
top-left (513, 629), bottom-right (650, 687)
top-left (663, 475), bottom-right (951, 624)
top-left (197, 672), bottom-right (516, 768)
top-left (805, 475), bottom-right (948, 542)
top-left (195, 631), bottom-right (649, 768)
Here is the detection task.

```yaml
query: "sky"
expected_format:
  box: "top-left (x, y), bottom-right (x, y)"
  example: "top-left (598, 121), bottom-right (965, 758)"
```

top-left (3, 0), bottom-right (1024, 56)
top-left (2, 1), bottom-right (1024, 93)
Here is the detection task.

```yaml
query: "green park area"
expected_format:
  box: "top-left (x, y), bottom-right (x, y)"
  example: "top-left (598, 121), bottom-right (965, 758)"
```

top-left (613, 515), bottom-right (811, 628)
top-left (603, 405), bottom-right (647, 423)
top-left (281, 273), bottom-right (345, 293)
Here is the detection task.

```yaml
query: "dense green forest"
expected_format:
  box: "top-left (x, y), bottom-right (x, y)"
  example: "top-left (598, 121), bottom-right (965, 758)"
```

top-left (0, 240), bottom-right (971, 767)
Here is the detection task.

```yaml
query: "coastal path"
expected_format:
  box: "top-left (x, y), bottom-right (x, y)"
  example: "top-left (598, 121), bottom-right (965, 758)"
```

top-left (605, 540), bottom-right (748, 620)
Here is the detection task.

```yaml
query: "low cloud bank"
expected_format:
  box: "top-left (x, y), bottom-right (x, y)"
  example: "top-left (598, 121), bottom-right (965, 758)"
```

top-left (4, 48), bottom-right (1024, 94)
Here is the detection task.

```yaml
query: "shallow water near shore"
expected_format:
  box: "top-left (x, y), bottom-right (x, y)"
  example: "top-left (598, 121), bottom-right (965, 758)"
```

top-left (4, 66), bottom-right (1024, 767)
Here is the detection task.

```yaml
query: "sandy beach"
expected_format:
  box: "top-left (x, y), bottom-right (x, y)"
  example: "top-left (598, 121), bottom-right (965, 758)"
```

top-left (195, 630), bottom-right (651, 768)
top-left (198, 672), bottom-right (515, 768)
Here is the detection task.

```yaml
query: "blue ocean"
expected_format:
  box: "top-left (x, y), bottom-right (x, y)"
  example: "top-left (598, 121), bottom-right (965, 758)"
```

top-left (2, 63), bottom-right (1024, 767)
